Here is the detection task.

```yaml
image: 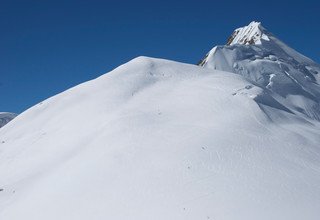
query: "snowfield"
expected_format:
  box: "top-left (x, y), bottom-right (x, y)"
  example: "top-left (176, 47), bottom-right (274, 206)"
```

top-left (0, 22), bottom-right (320, 220)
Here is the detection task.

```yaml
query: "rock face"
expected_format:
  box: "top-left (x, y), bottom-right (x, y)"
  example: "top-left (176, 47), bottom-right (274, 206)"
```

top-left (0, 112), bottom-right (16, 128)
top-left (200, 21), bottom-right (320, 121)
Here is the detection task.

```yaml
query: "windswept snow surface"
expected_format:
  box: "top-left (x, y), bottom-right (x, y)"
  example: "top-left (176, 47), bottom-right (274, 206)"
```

top-left (0, 56), bottom-right (320, 220)
top-left (0, 113), bottom-right (16, 128)
top-left (200, 22), bottom-right (320, 122)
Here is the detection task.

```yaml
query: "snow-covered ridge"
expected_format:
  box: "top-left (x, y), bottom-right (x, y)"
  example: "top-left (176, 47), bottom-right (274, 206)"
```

top-left (226, 21), bottom-right (270, 45)
top-left (0, 112), bottom-right (16, 128)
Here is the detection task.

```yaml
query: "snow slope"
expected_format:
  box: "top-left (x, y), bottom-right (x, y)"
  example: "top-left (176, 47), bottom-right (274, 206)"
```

top-left (199, 21), bottom-right (320, 121)
top-left (0, 56), bottom-right (320, 220)
top-left (0, 113), bottom-right (16, 128)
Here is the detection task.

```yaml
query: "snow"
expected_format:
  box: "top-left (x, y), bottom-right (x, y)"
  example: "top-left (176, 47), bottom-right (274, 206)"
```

top-left (0, 113), bottom-right (16, 128)
top-left (0, 22), bottom-right (320, 220)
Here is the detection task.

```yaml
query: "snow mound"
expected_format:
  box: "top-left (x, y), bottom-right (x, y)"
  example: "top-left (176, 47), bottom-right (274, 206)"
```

top-left (0, 56), bottom-right (320, 220)
top-left (200, 21), bottom-right (320, 121)
top-left (0, 112), bottom-right (16, 128)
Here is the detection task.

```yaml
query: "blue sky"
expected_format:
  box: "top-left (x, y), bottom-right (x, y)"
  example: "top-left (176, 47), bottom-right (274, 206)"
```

top-left (1, 0), bottom-right (319, 113)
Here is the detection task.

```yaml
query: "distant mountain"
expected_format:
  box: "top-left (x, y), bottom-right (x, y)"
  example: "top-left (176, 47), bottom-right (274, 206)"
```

top-left (0, 22), bottom-right (320, 220)
top-left (199, 21), bottom-right (320, 121)
top-left (0, 112), bottom-right (16, 128)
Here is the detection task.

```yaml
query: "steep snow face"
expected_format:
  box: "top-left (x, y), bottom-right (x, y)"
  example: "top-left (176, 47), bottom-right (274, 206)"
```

top-left (0, 112), bottom-right (16, 128)
top-left (226, 21), bottom-right (269, 45)
top-left (200, 22), bottom-right (320, 121)
top-left (0, 57), bottom-right (320, 220)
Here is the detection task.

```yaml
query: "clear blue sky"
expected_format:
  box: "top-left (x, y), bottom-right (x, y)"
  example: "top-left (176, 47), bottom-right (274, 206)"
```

top-left (1, 0), bottom-right (319, 113)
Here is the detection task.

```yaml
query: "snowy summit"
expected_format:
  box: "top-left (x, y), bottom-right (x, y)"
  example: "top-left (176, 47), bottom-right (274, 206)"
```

top-left (0, 22), bottom-right (320, 220)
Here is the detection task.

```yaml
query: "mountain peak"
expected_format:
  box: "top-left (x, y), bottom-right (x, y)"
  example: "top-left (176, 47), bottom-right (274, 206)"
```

top-left (0, 112), bottom-right (16, 128)
top-left (226, 21), bottom-right (269, 45)
top-left (199, 21), bottom-right (320, 121)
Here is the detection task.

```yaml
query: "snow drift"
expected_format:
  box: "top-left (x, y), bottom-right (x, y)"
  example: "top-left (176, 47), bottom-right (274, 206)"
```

top-left (0, 22), bottom-right (320, 220)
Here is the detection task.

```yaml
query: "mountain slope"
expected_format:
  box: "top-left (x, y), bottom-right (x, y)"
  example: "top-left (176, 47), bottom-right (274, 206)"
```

top-left (0, 113), bottom-right (17, 128)
top-left (199, 21), bottom-right (320, 121)
top-left (0, 56), bottom-right (320, 220)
